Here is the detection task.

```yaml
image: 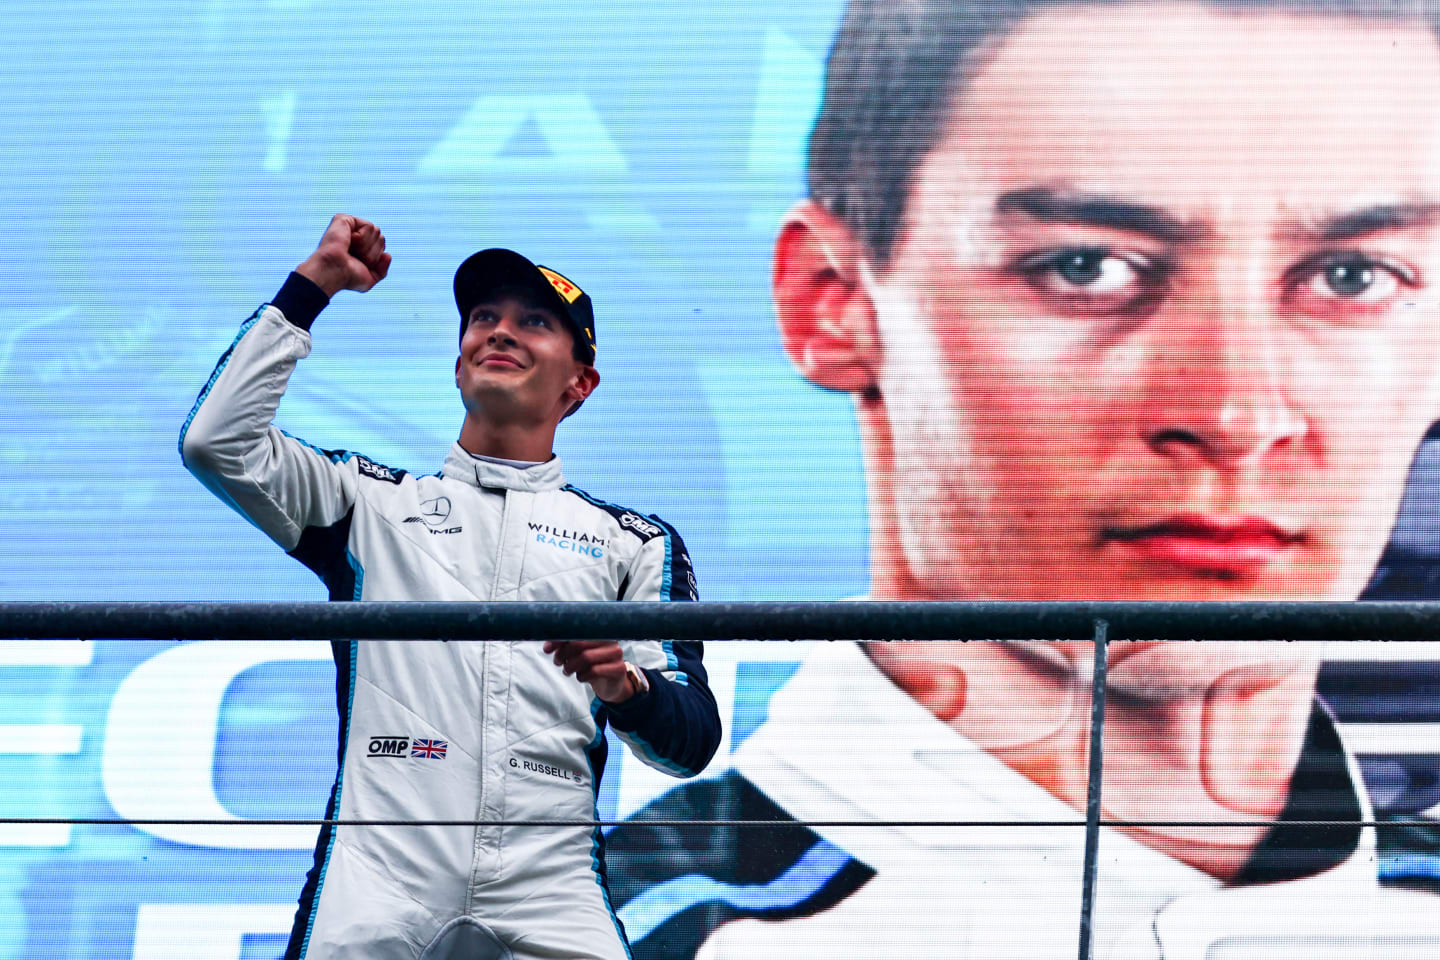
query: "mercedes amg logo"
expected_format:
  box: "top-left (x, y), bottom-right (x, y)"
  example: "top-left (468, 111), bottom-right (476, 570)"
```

top-left (419, 496), bottom-right (451, 526)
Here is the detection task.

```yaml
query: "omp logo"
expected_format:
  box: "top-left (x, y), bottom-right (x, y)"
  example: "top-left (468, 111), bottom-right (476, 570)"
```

top-left (619, 513), bottom-right (661, 538)
top-left (538, 266), bottom-right (583, 303)
top-left (356, 457), bottom-right (402, 484)
top-left (367, 736), bottom-right (449, 759)
top-left (367, 736), bottom-right (409, 758)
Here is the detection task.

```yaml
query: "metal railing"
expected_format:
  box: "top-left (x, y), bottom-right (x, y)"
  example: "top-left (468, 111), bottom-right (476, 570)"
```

top-left (4, 600), bottom-right (1439, 960)
top-left (7, 599), bottom-right (1440, 640)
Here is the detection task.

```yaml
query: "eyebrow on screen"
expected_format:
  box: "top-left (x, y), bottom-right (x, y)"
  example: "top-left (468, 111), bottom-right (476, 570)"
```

top-left (1305, 202), bottom-right (1440, 241)
top-left (997, 189), bottom-right (1440, 245)
top-left (995, 188), bottom-right (1204, 243)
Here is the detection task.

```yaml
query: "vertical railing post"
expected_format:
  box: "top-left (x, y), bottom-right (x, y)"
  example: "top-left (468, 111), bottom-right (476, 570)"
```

top-left (1077, 617), bottom-right (1109, 960)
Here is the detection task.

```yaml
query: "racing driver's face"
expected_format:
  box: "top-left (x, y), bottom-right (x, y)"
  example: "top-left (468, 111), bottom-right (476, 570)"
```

top-left (456, 295), bottom-right (590, 427)
top-left (861, 3), bottom-right (1440, 602)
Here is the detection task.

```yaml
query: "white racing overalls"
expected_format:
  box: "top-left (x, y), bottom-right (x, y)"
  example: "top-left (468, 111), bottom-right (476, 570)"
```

top-left (181, 283), bottom-right (721, 960)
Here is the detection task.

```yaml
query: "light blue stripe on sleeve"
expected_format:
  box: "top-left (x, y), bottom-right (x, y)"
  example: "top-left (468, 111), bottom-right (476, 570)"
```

top-left (617, 839), bottom-right (853, 942)
top-left (178, 311), bottom-right (262, 460)
top-left (612, 728), bottom-right (694, 777)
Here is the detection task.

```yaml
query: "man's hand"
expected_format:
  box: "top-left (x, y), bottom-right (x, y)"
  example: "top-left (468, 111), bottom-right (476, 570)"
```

top-left (296, 214), bottom-right (392, 297)
top-left (544, 641), bottom-right (637, 703)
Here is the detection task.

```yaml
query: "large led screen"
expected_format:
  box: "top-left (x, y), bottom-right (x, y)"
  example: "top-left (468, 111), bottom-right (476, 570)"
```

top-left (4, 0), bottom-right (1440, 957)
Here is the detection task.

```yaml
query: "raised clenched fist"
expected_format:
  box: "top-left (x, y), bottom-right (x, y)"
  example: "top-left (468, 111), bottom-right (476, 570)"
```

top-left (296, 214), bottom-right (392, 297)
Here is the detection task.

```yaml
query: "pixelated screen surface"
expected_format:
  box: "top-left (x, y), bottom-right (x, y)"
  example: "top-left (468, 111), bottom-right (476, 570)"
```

top-left (3, 0), bottom-right (1440, 957)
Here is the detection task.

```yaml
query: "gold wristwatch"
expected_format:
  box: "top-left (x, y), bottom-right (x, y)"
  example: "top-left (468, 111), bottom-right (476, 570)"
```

top-left (622, 661), bottom-right (650, 699)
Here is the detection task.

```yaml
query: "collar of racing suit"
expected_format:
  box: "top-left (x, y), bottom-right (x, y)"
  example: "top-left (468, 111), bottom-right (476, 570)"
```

top-left (441, 442), bottom-right (567, 492)
top-left (731, 640), bottom-right (1373, 882)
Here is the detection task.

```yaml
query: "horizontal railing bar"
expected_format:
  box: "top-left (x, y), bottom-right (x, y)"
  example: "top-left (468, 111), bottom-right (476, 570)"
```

top-left (2, 817), bottom-right (1434, 828)
top-left (4, 601), bottom-right (1440, 642)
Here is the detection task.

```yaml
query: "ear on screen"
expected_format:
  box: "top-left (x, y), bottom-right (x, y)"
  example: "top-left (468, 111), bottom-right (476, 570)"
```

top-left (772, 201), bottom-right (879, 395)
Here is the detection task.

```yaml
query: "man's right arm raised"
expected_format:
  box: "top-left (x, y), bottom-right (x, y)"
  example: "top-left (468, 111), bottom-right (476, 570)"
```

top-left (179, 215), bottom-right (391, 551)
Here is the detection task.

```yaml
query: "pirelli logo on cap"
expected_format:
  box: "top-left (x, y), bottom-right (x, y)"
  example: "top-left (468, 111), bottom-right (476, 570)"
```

top-left (538, 266), bottom-right (583, 304)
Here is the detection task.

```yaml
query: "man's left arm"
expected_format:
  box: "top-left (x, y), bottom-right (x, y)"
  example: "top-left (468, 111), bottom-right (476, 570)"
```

top-left (545, 519), bottom-right (721, 777)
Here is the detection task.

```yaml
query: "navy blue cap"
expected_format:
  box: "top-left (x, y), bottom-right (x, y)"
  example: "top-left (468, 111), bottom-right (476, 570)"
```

top-left (453, 249), bottom-right (596, 364)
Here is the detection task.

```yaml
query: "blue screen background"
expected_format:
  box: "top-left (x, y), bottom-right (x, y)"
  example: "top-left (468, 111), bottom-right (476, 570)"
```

top-left (4, 2), bottom-right (1439, 958)
top-left (1, 3), bottom-right (852, 955)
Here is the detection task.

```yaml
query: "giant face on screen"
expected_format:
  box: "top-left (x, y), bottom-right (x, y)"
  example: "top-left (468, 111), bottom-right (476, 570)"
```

top-left (765, 1), bottom-right (1440, 875)
top-left (601, 2), bottom-right (1440, 957)
top-left (777, 0), bottom-right (1440, 604)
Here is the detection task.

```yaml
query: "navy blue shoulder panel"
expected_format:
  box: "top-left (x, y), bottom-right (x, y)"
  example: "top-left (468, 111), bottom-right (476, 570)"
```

top-left (605, 772), bottom-right (874, 959)
top-left (561, 483), bottom-right (662, 538)
top-left (278, 433), bottom-right (410, 486)
top-left (562, 485), bottom-right (668, 544)
top-left (650, 514), bottom-right (697, 603)
top-left (562, 485), bottom-right (697, 602)
top-left (287, 509), bottom-right (360, 601)
top-left (561, 489), bottom-right (696, 601)
top-left (351, 454), bottom-right (407, 485)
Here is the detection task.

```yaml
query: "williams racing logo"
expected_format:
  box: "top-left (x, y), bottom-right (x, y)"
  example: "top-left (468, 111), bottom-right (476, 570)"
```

top-left (367, 735), bottom-right (448, 760)
top-left (529, 522), bottom-right (606, 558)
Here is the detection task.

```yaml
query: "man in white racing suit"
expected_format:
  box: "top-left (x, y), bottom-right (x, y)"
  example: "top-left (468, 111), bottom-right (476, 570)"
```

top-left (180, 214), bottom-right (721, 960)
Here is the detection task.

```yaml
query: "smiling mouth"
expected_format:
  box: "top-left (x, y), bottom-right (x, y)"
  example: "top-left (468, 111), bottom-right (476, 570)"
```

top-left (478, 354), bottom-right (523, 369)
top-left (1102, 518), bottom-right (1304, 578)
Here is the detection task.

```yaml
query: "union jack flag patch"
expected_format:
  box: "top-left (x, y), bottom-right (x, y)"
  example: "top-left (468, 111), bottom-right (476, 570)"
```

top-left (411, 739), bottom-right (447, 759)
